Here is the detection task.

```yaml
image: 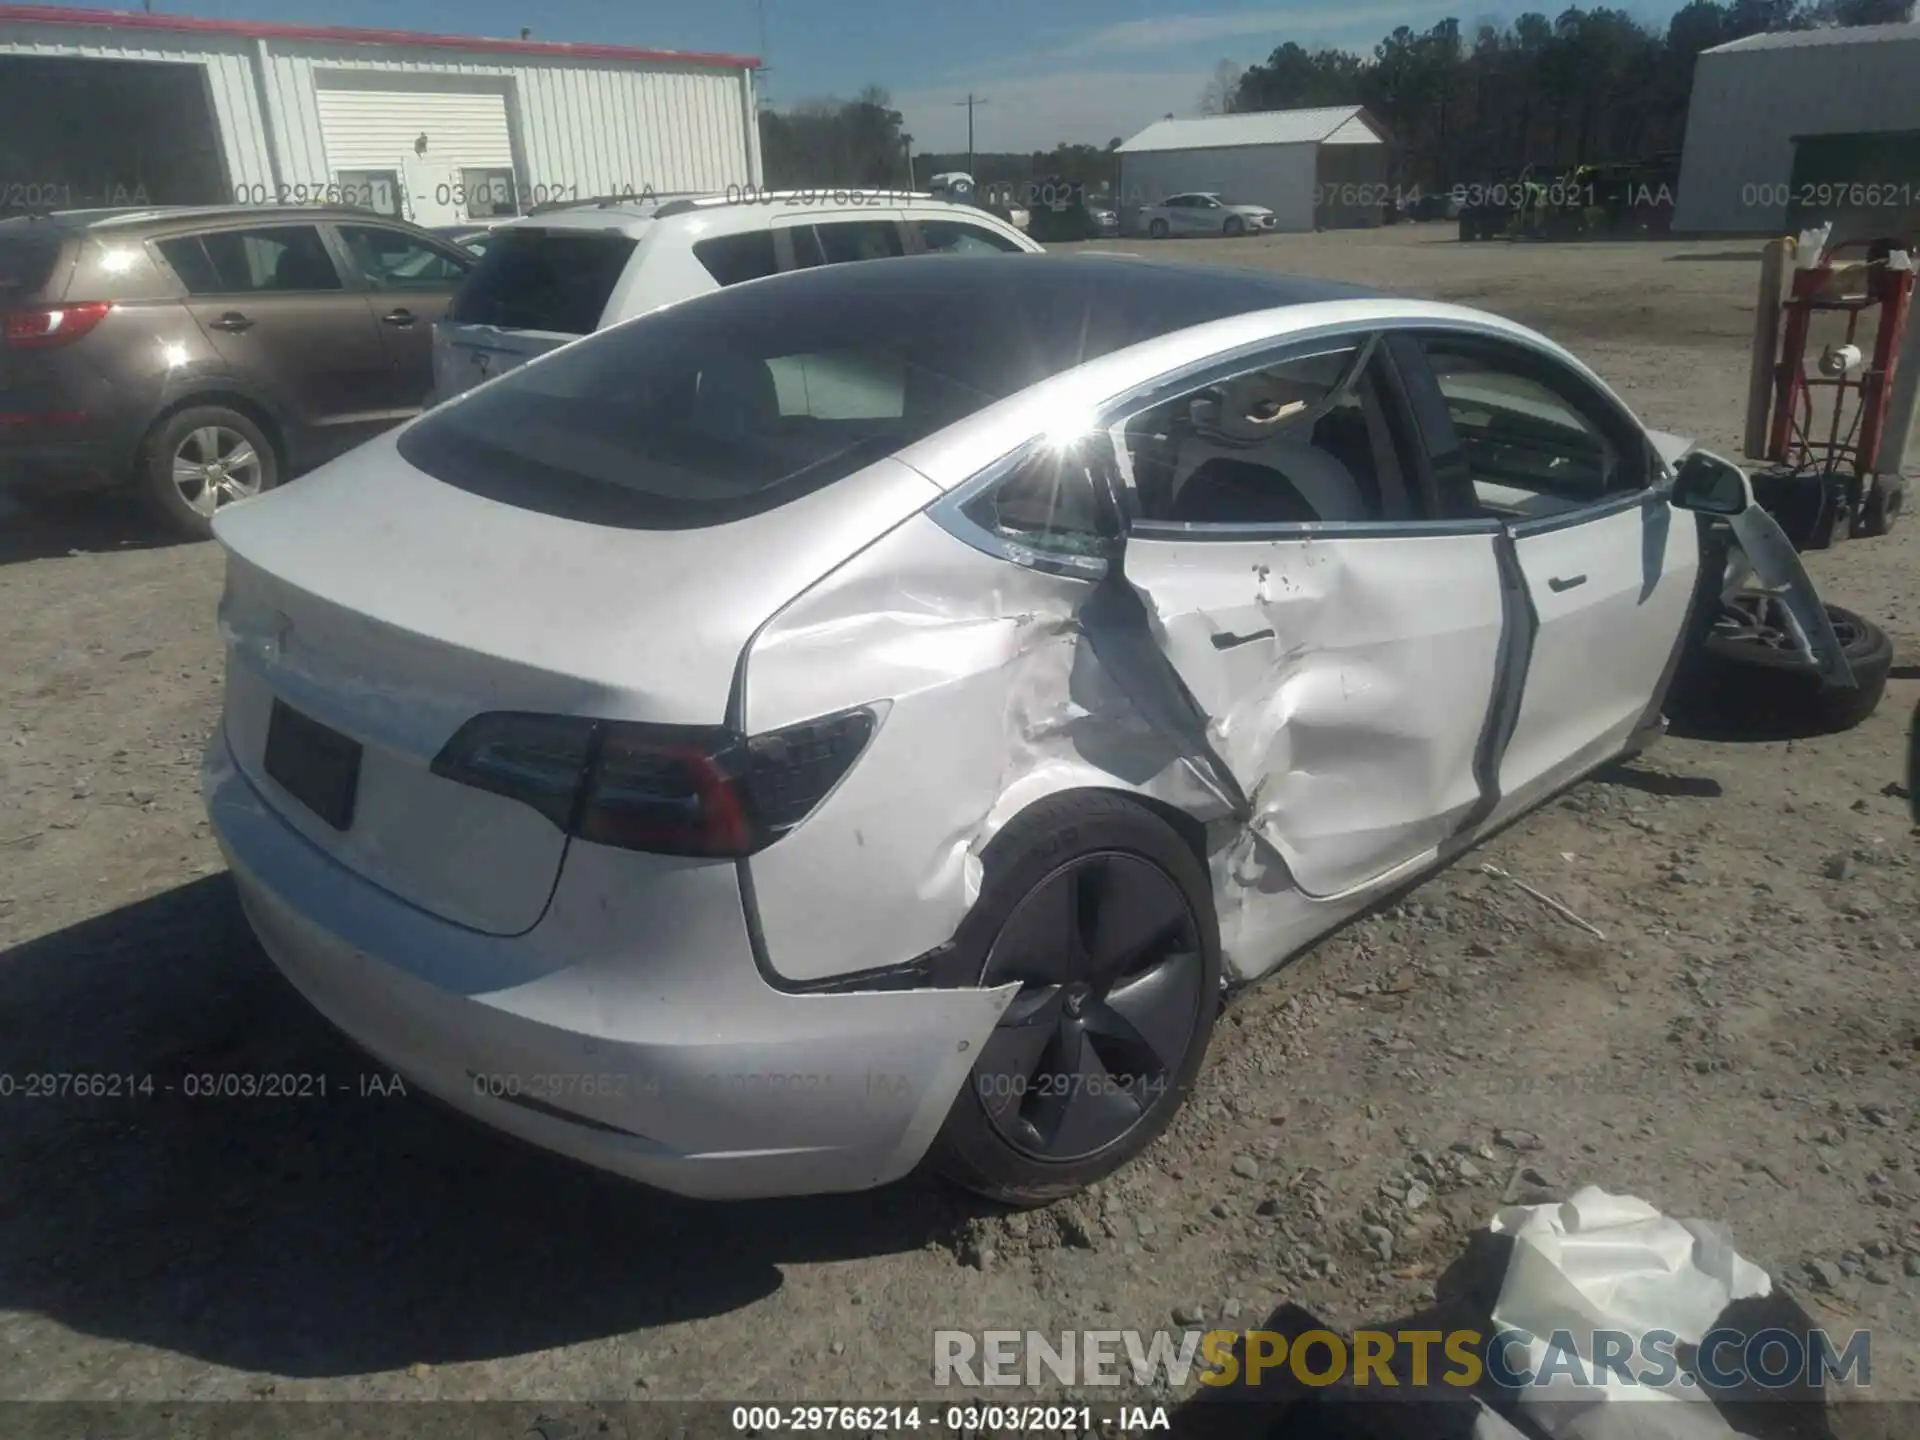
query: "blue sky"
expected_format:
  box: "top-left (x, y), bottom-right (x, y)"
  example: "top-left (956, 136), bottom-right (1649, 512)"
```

top-left (35, 0), bottom-right (1690, 149)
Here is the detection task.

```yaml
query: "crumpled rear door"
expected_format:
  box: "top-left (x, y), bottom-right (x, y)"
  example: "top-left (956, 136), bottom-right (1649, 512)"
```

top-left (1118, 520), bottom-right (1509, 899)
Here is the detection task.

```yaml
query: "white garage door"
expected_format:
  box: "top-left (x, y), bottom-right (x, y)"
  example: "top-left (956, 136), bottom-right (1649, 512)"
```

top-left (316, 86), bottom-right (515, 224)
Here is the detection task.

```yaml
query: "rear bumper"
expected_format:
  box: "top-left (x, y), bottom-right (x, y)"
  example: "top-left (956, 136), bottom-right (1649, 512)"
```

top-left (202, 736), bottom-right (1015, 1199)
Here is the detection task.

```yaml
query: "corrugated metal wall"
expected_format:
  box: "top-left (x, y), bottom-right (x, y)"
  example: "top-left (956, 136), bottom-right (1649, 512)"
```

top-left (0, 22), bottom-right (759, 212)
top-left (0, 20), bottom-right (275, 193)
top-left (259, 45), bottom-right (755, 201)
top-left (1674, 36), bottom-right (1920, 233)
top-left (1119, 145), bottom-right (1320, 232)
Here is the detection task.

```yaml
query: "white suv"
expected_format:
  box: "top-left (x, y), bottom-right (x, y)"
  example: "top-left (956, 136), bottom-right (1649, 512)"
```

top-left (431, 190), bottom-right (1041, 403)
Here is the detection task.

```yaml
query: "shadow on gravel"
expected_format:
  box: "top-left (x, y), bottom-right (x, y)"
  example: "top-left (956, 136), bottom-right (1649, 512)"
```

top-left (1665, 250), bottom-right (1767, 263)
top-left (1592, 760), bottom-right (1724, 799)
top-left (0, 494), bottom-right (185, 567)
top-left (0, 875), bottom-right (978, 1378)
top-left (1176, 1233), bottom-right (1847, 1439)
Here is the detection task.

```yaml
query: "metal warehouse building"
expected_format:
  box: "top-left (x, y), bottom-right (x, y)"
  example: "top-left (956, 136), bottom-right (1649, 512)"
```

top-left (1673, 21), bottom-right (1920, 235)
top-left (0, 4), bottom-right (761, 226)
top-left (1114, 106), bottom-right (1393, 234)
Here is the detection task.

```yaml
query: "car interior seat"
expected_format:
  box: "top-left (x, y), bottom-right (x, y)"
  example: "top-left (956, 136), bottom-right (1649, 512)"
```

top-left (1169, 457), bottom-right (1322, 525)
top-left (688, 353), bottom-right (781, 442)
top-left (271, 243), bottom-right (339, 291)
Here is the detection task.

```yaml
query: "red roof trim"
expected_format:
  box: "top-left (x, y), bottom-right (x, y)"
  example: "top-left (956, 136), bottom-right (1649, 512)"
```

top-left (0, 4), bottom-right (760, 69)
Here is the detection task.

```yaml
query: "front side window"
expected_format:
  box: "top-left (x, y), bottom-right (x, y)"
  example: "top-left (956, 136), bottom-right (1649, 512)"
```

top-left (337, 225), bottom-right (468, 290)
top-left (1418, 336), bottom-right (1640, 510)
top-left (157, 226), bottom-right (342, 294)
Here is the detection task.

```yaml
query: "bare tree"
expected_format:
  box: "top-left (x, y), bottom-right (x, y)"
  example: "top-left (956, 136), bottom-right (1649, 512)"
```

top-left (1197, 60), bottom-right (1245, 116)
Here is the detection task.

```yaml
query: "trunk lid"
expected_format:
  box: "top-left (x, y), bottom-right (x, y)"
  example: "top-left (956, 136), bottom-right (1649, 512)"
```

top-left (431, 225), bottom-right (638, 403)
top-left (210, 431), bottom-right (937, 934)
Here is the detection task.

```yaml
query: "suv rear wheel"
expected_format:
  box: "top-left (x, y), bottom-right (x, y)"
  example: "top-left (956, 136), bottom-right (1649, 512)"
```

top-left (137, 405), bottom-right (279, 541)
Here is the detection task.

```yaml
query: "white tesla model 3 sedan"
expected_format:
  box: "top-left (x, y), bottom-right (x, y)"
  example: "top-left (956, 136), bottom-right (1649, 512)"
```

top-left (202, 254), bottom-right (1846, 1204)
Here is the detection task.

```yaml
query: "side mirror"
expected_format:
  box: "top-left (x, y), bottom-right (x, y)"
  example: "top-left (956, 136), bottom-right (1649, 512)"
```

top-left (1670, 450), bottom-right (1752, 516)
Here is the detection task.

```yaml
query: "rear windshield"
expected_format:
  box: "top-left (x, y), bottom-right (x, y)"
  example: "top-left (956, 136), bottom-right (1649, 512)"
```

top-left (0, 230), bottom-right (64, 301)
top-left (399, 254), bottom-right (1278, 529)
top-left (445, 227), bottom-right (637, 334)
top-left (398, 255), bottom-right (1321, 530)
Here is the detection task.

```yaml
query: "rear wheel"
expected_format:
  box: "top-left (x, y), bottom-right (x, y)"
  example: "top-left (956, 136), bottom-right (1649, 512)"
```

top-left (929, 793), bottom-right (1221, 1205)
top-left (137, 405), bottom-right (278, 541)
top-left (1148, 218), bottom-right (1170, 239)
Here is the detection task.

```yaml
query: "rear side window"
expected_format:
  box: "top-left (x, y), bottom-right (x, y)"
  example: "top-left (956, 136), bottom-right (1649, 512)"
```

top-left (810, 221), bottom-right (905, 265)
top-left (157, 226), bottom-right (342, 294)
top-left (0, 231), bottom-right (63, 301)
top-left (446, 228), bottom-right (637, 334)
top-left (693, 230), bottom-right (779, 287)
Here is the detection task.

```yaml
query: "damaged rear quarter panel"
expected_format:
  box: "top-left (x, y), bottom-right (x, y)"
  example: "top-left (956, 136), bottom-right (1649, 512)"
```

top-left (738, 514), bottom-right (1228, 987)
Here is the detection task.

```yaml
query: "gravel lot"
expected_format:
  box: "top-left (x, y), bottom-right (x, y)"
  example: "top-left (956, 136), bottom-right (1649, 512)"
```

top-left (2, 224), bottom-right (1917, 1412)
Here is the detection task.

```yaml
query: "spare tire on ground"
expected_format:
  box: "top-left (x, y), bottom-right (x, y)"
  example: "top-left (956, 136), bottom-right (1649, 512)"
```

top-left (1666, 596), bottom-right (1892, 737)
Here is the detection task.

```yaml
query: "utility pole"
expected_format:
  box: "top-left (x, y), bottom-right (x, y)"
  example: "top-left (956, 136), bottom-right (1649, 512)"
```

top-left (953, 92), bottom-right (988, 175)
top-left (754, 0), bottom-right (771, 107)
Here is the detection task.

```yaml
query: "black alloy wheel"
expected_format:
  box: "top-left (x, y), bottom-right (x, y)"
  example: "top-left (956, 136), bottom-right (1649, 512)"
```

top-left (973, 851), bottom-right (1205, 1163)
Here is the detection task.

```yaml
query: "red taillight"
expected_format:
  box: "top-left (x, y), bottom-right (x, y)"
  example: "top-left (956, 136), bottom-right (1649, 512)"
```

top-left (3, 302), bottom-right (113, 350)
top-left (429, 707), bottom-right (879, 858)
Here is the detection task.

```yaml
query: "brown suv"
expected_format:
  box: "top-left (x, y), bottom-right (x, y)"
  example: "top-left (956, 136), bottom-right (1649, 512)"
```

top-left (1, 205), bottom-right (473, 538)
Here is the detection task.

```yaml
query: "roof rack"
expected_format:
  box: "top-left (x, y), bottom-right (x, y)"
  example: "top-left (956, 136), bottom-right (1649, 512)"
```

top-left (525, 189), bottom-right (715, 217)
top-left (645, 187), bottom-right (936, 220)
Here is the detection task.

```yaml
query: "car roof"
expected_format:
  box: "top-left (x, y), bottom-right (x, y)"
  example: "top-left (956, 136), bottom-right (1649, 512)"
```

top-left (501, 189), bottom-right (1012, 235)
top-left (699, 250), bottom-right (1379, 326)
top-left (9, 204), bottom-right (422, 236)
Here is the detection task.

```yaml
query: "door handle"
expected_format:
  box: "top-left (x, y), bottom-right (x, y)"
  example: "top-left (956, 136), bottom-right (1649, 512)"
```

top-left (1210, 627), bottom-right (1276, 651)
top-left (381, 309), bottom-right (416, 327)
top-left (1548, 574), bottom-right (1587, 592)
top-left (209, 312), bottom-right (253, 332)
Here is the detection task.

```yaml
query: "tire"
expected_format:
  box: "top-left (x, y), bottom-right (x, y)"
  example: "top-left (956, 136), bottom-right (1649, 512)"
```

top-left (136, 404), bottom-right (279, 541)
top-left (1667, 598), bottom-right (1893, 736)
top-left (1222, 215), bottom-right (1246, 237)
top-left (928, 792), bottom-right (1222, 1206)
top-left (1458, 215), bottom-right (1478, 242)
top-left (1148, 219), bottom-right (1169, 240)
top-left (1857, 474), bottom-right (1904, 537)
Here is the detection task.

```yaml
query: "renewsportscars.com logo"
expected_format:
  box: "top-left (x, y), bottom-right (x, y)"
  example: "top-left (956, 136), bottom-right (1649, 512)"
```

top-left (933, 1326), bottom-right (1872, 1391)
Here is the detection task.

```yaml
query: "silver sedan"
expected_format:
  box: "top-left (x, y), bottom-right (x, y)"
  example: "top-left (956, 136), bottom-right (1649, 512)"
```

top-left (202, 253), bottom-right (1847, 1205)
top-left (1137, 192), bottom-right (1278, 238)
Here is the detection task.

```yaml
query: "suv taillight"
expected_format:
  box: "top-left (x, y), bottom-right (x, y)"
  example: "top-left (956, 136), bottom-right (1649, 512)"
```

top-left (3, 302), bottom-right (113, 350)
top-left (430, 706), bottom-right (881, 858)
